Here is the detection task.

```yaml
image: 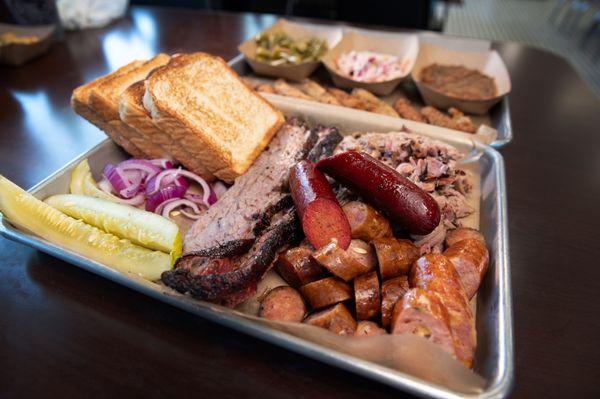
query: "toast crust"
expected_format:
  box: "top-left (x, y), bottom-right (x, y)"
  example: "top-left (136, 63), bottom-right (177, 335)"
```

top-left (144, 53), bottom-right (284, 182)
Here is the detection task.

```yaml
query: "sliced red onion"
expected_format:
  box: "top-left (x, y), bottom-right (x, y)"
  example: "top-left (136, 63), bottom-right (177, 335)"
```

top-left (118, 159), bottom-right (162, 179)
top-left (151, 169), bottom-right (212, 206)
top-left (119, 169), bottom-right (143, 198)
top-left (180, 208), bottom-right (202, 219)
top-left (149, 159), bottom-right (173, 169)
top-left (102, 164), bottom-right (128, 194)
top-left (156, 198), bottom-right (203, 219)
top-left (145, 174), bottom-right (189, 196)
top-left (98, 180), bottom-right (146, 206)
top-left (145, 185), bottom-right (187, 212)
top-left (98, 178), bottom-right (114, 195)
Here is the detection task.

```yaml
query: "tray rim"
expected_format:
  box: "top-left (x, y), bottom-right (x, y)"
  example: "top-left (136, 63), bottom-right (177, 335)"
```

top-left (0, 136), bottom-right (513, 399)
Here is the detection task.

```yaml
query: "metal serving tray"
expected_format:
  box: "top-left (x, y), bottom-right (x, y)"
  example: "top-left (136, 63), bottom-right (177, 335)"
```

top-left (0, 107), bottom-right (513, 398)
top-left (229, 25), bottom-right (514, 149)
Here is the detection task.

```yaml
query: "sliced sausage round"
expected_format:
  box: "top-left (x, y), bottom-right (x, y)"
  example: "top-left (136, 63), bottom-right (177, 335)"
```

top-left (391, 288), bottom-right (456, 358)
top-left (372, 237), bottom-right (419, 280)
top-left (275, 246), bottom-right (325, 288)
top-left (354, 321), bottom-right (387, 337)
top-left (444, 238), bottom-right (489, 299)
top-left (303, 303), bottom-right (357, 336)
top-left (410, 254), bottom-right (476, 368)
top-left (354, 271), bottom-right (381, 321)
top-left (300, 277), bottom-right (352, 309)
top-left (380, 276), bottom-right (410, 329)
top-left (342, 201), bottom-right (392, 242)
top-left (259, 286), bottom-right (307, 323)
top-left (313, 239), bottom-right (376, 281)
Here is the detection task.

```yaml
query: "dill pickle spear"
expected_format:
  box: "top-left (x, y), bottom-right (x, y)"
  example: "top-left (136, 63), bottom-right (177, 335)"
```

top-left (45, 193), bottom-right (181, 257)
top-left (69, 159), bottom-right (119, 201)
top-left (0, 175), bottom-right (173, 281)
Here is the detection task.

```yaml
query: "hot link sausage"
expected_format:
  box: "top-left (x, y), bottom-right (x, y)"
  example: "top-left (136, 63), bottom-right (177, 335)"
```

top-left (316, 151), bottom-right (441, 235)
top-left (391, 288), bottom-right (456, 358)
top-left (342, 201), bottom-right (393, 241)
top-left (303, 303), bottom-right (357, 336)
top-left (275, 246), bottom-right (325, 288)
top-left (381, 276), bottom-right (410, 329)
top-left (354, 271), bottom-right (381, 321)
top-left (410, 254), bottom-right (476, 368)
top-left (259, 286), bottom-right (307, 323)
top-left (289, 160), bottom-right (351, 250)
top-left (313, 239), bottom-right (376, 281)
top-left (300, 277), bottom-right (353, 309)
top-left (372, 237), bottom-right (419, 279)
top-left (444, 238), bottom-right (489, 299)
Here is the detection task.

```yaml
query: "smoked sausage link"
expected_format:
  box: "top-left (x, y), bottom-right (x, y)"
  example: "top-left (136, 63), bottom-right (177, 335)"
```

top-left (391, 288), bottom-right (456, 358)
top-left (275, 246), bottom-right (325, 288)
top-left (381, 276), bottom-right (410, 329)
top-left (354, 271), bottom-right (381, 321)
top-left (259, 286), bottom-right (307, 323)
top-left (300, 277), bottom-right (352, 309)
top-left (313, 239), bottom-right (376, 281)
top-left (445, 227), bottom-right (485, 248)
top-left (372, 237), bottom-right (419, 279)
top-left (304, 303), bottom-right (357, 336)
top-left (316, 151), bottom-right (441, 235)
top-left (354, 321), bottom-right (387, 337)
top-left (289, 160), bottom-right (351, 250)
top-left (444, 238), bottom-right (489, 299)
top-left (342, 201), bottom-right (393, 241)
top-left (410, 254), bottom-right (476, 368)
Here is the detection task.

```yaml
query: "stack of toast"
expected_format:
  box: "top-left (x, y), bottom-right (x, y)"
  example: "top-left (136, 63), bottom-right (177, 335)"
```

top-left (72, 53), bottom-right (285, 183)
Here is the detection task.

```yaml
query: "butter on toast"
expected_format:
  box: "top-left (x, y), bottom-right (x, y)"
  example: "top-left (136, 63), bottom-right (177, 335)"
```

top-left (143, 52), bottom-right (285, 183)
top-left (71, 61), bottom-right (147, 158)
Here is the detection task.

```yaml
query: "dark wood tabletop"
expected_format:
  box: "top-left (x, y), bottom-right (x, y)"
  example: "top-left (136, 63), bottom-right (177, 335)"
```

top-left (1, 6), bottom-right (599, 399)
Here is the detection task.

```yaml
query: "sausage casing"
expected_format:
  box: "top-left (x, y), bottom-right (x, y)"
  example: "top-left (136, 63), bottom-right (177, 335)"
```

top-left (354, 321), bottom-right (387, 337)
top-left (342, 201), bottom-right (392, 241)
top-left (275, 246), bottom-right (325, 288)
top-left (445, 227), bottom-right (485, 248)
top-left (304, 303), bottom-right (357, 336)
top-left (380, 275), bottom-right (410, 329)
top-left (410, 254), bottom-right (476, 368)
top-left (354, 271), bottom-right (381, 321)
top-left (313, 239), bottom-right (376, 281)
top-left (300, 277), bottom-right (352, 309)
top-left (444, 238), bottom-right (489, 299)
top-left (372, 237), bottom-right (419, 280)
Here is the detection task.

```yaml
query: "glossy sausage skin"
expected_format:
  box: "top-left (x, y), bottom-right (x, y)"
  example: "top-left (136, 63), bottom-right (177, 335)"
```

top-left (342, 201), bottom-right (392, 241)
top-left (354, 271), bottom-right (381, 321)
top-left (381, 276), bottom-right (410, 329)
top-left (304, 303), bottom-right (357, 336)
top-left (316, 151), bottom-right (441, 235)
top-left (372, 237), bottom-right (419, 280)
top-left (259, 286), bottom-right (307, 323)
top-left (354, 321), bottom-right (387, 337)
top-left (410, 254), bottom-right (476, 368)
top-left (313, 239), bottom-right (376, 281)
top-left (275, 246), bottom-right (325, 288)
top-left (391, 288), bottom-right (456, 358)
top-left (444, 238), bottom-right (489, 299)
top-left (299, 277), bottom-right (352, 309)
top-left (289, 160), bottom-right (351, 250)
top-left (445, 227), bottom-right (485, 248)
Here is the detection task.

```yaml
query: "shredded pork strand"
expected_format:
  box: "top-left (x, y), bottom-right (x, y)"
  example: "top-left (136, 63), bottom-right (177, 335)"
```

top-left (335, 131), bottom-right (473, 253)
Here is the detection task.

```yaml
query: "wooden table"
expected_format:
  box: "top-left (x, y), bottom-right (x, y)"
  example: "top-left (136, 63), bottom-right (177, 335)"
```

top-left (1, 6), bottom-right (599, 398)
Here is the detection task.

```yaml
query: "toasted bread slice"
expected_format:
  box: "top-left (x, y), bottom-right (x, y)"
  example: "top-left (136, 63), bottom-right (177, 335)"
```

top-left (120, 81), bottom-right (213, 177)
top-left (144, 52), bottom-right (285, 182)
top-left (72, 61), bottom-right (147, 158)
top-left (88, 54), bottom-right (171, 159)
